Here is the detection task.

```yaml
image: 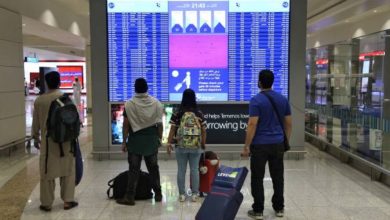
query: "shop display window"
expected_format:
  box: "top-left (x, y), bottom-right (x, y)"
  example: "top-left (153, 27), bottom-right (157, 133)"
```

top-left (305, 31), bottom-right (389, 169)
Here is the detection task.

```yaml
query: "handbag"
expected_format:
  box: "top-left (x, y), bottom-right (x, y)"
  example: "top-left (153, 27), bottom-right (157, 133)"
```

top-left (261, 92), bottom-right (290, 152)
top-left (107, 170), bottom-right (153, 200)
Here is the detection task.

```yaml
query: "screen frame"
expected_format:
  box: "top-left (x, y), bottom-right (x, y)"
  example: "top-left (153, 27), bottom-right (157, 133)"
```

top-left (105, 0), bottom-right (291, 104)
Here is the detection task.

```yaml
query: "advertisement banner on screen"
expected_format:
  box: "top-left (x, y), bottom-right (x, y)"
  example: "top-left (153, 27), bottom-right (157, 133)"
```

top-left (29, 72), bottom-right (39, 89)
top-left (111, 104), bottom-right (125, 145)
top-left (110, 103), bottom-right (249, 145)
top-left (199, 104), bottom-right (248, 144)
top-left (57, 66), bottom-right (84, 89)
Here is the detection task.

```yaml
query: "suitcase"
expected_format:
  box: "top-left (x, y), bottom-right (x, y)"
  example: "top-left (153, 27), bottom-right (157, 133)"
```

top-left (212, 165), bottom-right (248, 191)
top-left (196, 165), bottom-right (248, 220)
top-left (199, 159), bottom-right (219, 194)
top-left (196, 186), bottom-right (243, 220)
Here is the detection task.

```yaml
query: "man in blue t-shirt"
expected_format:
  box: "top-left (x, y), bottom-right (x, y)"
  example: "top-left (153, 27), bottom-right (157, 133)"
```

top-left (241, 70), bottom-right (292, 219)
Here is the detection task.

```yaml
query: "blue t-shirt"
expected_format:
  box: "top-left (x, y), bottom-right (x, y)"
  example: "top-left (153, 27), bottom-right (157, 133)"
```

top-left (249, 90), bottom-right (291, 145)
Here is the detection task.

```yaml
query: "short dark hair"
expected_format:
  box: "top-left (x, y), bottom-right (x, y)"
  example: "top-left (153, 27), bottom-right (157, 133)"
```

top-left (180, 89), bottom-right (197, 110)
top-left (258, 69), bottom-right (274, 89)
top-left (45, 71), bottom-right (61, 89)
top-left (134, 78), bottom-right (148, 93)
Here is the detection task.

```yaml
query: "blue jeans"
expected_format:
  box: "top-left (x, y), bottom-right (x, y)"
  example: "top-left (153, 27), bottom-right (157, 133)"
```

top-left (175, 147), bottom-right (202, 195)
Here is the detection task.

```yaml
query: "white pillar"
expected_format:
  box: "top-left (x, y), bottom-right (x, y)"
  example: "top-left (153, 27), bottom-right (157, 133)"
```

top-left (86, 44), bottom-right (92, 113)
top-left (0, 4), bottom-right (25, 145)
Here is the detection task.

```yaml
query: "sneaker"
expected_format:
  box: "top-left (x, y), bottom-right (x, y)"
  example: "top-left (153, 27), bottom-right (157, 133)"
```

top-left (247, 210), bottom-right (263, 220)
top-left (275, 209), bottom-right (284, 217)
top-left (179, 194), bottom-right (186, 202)
top-left (191, 194), bottom-right (198, 202)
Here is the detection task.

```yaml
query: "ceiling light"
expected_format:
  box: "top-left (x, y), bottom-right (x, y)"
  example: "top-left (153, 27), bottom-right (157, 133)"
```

top-left (22, 23), bottom-right (26, 26)
top-left (373, 10), bottom-right (377, 13)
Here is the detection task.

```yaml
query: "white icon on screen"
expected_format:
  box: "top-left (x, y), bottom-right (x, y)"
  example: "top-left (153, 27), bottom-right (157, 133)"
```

top-left (200, 11), bottom-right (212, 33)
top-left (174, 71), bottom-right (192, 91)
top-left (172, 70), bottom-right (179, 78)
top-left (214, 11), bottom-right (226, 33)
top-left (174, 83), bottom-right (183, 91)
top-left (185, 11), bottom-right (198, 33)
top-left (171, 11), bottom-right (184, 33)
top-left (184, 72), bottom-right (191, 89)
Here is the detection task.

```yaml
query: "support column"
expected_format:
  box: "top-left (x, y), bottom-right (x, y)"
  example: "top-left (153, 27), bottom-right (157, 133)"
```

top-left (90, 0), bottom-right (110, 158)
top-left (0, 5), bottom-right (25, 145)
top-left (289, 0), bottom-right (307, 149)
top-left (86, 44), bottom-right (92, 113)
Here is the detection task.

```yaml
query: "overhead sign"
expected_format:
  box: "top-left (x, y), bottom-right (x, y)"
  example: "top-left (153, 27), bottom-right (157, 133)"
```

top-left (24, 57), bottom-right (39, 63)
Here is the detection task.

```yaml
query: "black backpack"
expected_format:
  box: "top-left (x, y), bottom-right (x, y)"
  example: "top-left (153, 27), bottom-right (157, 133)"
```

top-left (107, 170), bottom-right (153, 200)
top-left (45, 94), bottom-right (80, 173)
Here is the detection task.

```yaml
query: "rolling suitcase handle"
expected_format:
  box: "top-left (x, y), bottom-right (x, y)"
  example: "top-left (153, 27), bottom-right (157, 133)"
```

top-left (236, 155), bottom-right (249, 168)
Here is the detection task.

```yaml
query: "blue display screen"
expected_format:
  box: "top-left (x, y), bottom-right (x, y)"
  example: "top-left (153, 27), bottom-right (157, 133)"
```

top-left (107, 0), bottom-right (290, 102)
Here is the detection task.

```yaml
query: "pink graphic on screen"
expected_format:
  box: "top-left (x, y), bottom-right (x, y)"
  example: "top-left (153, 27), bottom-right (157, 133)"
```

top-left (169, 35), bottom-right (228, 68)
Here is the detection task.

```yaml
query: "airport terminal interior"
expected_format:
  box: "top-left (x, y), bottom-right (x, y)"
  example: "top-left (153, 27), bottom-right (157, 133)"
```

top-left (1, 0), bottom-right (390, 219)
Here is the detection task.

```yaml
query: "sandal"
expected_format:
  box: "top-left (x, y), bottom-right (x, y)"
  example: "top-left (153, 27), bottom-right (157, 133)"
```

top-left (39, 205), bottom-right (52, 212)
top-left (64, 201), bottom-right (78, 210)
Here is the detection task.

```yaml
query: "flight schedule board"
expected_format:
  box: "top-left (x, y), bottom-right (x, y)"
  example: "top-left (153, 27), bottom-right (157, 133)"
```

top-left (107, 0), bottom-right (290, 102)
top-left (107, 1), bottom-right (169, 101)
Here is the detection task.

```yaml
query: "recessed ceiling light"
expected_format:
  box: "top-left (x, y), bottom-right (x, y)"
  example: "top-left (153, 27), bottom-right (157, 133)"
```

top-left (22, 23), bottom-right (26, 26)
top-left (373, 10), bottom-right (378, 13)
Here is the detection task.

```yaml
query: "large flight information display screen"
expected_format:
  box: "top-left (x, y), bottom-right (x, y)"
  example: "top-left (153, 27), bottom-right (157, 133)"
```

top-left (107, 0), bottom-right (290, 102)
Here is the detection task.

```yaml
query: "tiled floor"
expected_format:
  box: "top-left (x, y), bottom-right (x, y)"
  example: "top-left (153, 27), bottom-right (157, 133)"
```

top-left (1, 96), bottom-right (389, 219)
top-left (18, 141), bottom-right (390, 220)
